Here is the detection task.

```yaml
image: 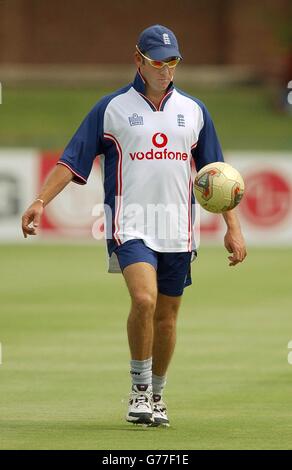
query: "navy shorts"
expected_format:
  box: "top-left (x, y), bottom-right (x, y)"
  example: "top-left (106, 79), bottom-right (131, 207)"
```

top-left (114, 239), bottom-right (195, 297)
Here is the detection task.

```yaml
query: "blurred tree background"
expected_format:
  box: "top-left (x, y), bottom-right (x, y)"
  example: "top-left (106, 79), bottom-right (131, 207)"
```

top-left (0, 0), bottom-right (291, 149)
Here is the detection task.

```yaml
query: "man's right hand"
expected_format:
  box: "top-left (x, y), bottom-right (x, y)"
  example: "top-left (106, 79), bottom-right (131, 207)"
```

top-left (21, 163), bottom-right (74, 238)
top-left (21, 200), bottom-right (44, 238)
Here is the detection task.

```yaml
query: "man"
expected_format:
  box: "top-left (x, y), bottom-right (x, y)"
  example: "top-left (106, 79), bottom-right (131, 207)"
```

top-left (22, 25), bottom-right (247, 427)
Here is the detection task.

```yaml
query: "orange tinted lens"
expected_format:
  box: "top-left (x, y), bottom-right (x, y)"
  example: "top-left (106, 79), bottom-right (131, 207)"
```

top-left (150, 60), bottom-right (164, 68)
top-left (150, 58), bottom-right (180, 68)
top-left (167, 58), bottom-right (180, 67)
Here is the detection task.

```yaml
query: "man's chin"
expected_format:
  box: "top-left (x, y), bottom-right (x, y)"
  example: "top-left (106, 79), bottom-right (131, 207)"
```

top-left (157, 81), bottom-right (171, 91)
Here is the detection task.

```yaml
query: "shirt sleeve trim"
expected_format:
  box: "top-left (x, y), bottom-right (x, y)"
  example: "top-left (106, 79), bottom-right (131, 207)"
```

top-left (57, 161), bottom-right (87, 185)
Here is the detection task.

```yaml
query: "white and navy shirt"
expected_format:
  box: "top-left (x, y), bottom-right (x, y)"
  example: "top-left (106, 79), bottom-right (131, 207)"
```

top-left (58, 71), bottom-right (224, 255)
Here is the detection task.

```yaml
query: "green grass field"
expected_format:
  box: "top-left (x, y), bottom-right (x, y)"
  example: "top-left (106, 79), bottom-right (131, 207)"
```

top-left (1, 244), bottom-right (292, 450)
top-left (0, 86), bottom-right (291, 150)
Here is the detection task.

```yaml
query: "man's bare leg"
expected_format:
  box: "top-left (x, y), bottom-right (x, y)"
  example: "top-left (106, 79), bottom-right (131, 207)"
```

top-left (123, 262), bottom-right (158, 360)
top-left (152, 293), bottom-right (182, 377)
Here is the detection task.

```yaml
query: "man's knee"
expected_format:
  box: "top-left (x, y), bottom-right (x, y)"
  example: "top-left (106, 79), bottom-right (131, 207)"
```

top-left (132, 291), bottom-right (157, 315)
top-left (154, 296), bottom-right (180, 327)
top-left (154, 314), bottom-right (176, 334)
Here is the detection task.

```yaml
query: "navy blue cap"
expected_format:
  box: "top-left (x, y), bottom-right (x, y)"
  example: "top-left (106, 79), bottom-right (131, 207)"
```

top-left (137, 24), bottom-right (182, 61)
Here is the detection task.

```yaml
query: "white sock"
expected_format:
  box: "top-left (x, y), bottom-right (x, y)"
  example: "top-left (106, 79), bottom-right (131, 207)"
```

top-left (130, 358), bottom-right (152, 387)
top-left (152, 373), bottom-right (167, 396)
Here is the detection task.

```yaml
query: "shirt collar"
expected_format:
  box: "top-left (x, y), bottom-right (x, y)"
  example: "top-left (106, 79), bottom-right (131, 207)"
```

top-left (132, 69), bottom-right (174, 112)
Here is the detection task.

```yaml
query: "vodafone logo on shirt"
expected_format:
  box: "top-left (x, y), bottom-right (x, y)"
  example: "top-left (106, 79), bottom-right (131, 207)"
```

top-left (129, 133), bottom-right (188, 161)
top-left (152, 132), bottom-right (168, 148)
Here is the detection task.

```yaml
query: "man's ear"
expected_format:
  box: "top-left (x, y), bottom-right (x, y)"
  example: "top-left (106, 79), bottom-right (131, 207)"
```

top-left (134, 51), bottom-right (143, 68)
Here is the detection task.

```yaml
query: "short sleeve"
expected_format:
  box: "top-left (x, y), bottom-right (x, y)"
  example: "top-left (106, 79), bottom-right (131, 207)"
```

top-left (192, 103), bottom-right (224, 172)
top-left (58, 102), bottom-right (104, 184)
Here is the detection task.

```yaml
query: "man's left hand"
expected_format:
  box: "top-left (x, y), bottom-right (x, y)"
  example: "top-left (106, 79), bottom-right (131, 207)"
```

top-left (224, 228), bottom-right (247, 267)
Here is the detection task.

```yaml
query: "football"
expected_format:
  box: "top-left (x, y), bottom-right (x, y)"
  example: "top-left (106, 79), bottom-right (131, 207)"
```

top-left (194, 162), bottom-right (245, 213)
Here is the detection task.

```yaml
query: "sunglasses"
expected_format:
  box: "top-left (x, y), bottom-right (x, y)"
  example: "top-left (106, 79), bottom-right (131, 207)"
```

top-left (136, 45), bottom-right (181, 69)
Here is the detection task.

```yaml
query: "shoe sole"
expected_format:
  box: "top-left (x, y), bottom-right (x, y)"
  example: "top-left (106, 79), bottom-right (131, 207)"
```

top-left (149, 420), bottom-right (170, 427)
top-left (126, 413), bottom-right (153, 425)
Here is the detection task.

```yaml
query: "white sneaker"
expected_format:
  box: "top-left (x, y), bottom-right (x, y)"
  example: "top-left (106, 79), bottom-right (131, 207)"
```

top-left (152, 394), bottom-right (169, 426)
top-left (126, 384), bottom-right (153, 424)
